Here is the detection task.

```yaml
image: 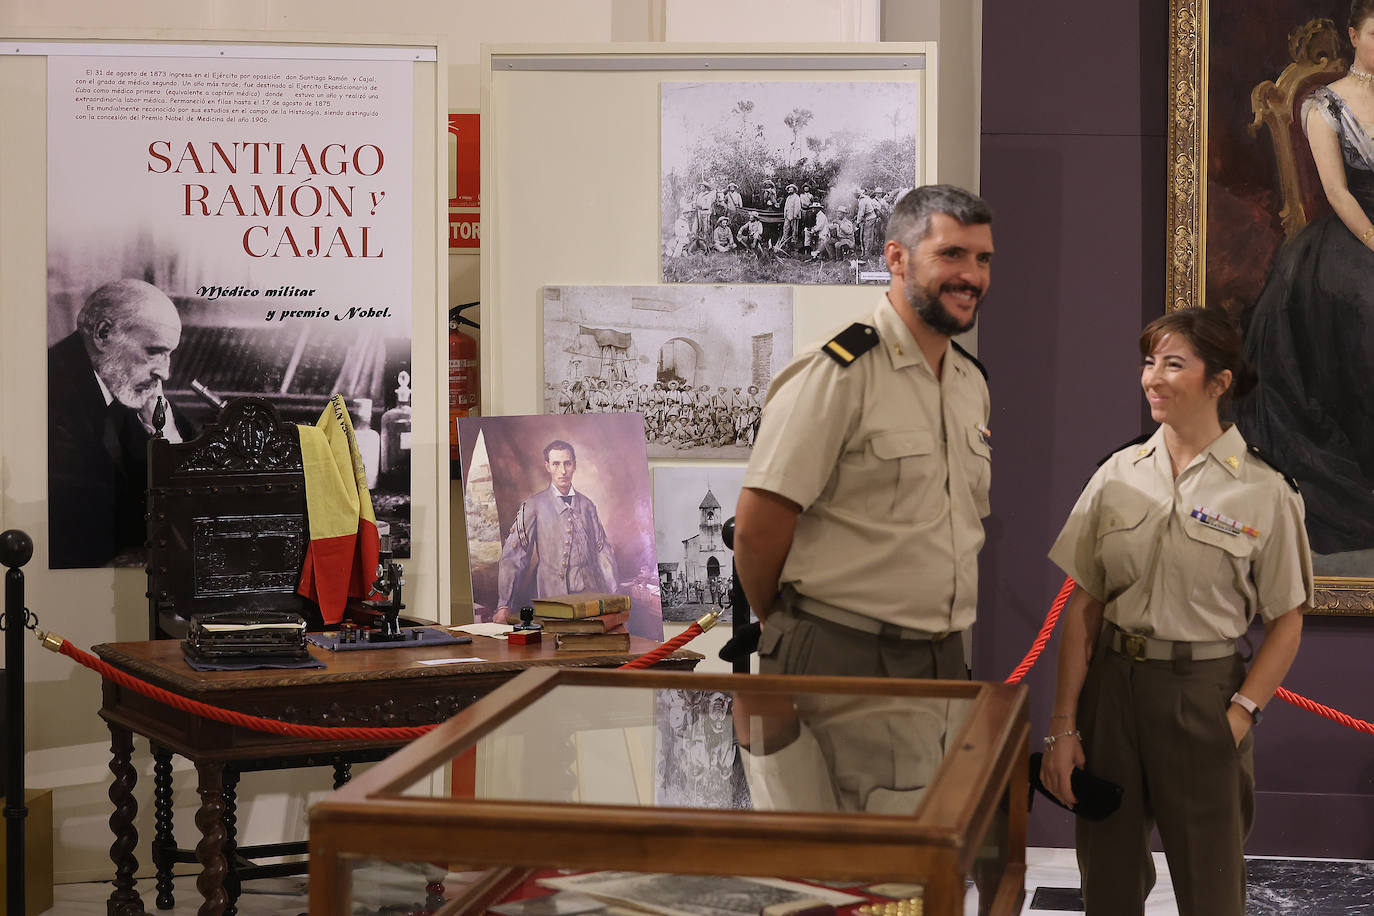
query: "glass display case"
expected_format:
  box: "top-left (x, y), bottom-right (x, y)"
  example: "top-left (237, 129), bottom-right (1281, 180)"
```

top-left (308, 668), bottom-right (1029, 916)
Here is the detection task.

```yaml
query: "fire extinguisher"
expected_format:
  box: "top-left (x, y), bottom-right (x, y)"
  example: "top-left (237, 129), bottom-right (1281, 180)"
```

top-left (449, 301), bottom-right (480, 480)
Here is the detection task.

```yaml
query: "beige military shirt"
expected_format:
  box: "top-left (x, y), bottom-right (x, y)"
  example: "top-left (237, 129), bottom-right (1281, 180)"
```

top-left (1049, 424), bottom-right (1313, 642)
top-left (743, 296), bottom-right (991, 633)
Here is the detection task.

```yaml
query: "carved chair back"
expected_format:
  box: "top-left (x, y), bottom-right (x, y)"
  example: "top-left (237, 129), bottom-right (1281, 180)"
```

top-left (1250, 18), bottom-right (1347, 239)
top-left (145, 397), bottom-right (317, 640)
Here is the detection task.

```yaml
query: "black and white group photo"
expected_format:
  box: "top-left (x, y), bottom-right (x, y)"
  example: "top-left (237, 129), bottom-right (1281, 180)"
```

top-left (660, 80), bottom-right (920, 285)
top-left (541, 285), bottom-right (792, 458)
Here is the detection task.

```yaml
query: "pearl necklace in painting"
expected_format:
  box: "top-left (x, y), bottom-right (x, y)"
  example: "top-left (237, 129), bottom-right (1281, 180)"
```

top-left (1352, 63), bottom-right (1374, 85)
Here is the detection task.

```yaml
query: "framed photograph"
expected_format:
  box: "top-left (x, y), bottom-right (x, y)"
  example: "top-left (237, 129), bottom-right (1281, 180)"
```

top-left (661, 80), bottom-right (919, 285)
top-left (543, 285), bottom-right (792, 459)
top-left (1167, 0), bottom-right (1374, 613)
top-left (652, 466), bottom-right (747, 622)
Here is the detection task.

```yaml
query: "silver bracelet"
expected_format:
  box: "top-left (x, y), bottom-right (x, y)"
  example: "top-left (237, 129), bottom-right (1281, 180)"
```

top-left (1043, 729), bottom-right (1082, 748)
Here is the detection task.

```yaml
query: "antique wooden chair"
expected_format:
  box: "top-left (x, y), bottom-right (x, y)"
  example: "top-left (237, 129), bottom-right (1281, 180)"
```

top-left (142, 396), bottom-right (412, 911)
top-left (1249, 17), bottom-right (1348, 239)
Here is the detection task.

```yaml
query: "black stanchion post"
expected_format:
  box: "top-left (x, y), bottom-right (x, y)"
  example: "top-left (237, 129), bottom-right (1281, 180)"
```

top-left (720, 518), bottom-right (751, 674)
top-left (2, 528), bottom-right (33, 916)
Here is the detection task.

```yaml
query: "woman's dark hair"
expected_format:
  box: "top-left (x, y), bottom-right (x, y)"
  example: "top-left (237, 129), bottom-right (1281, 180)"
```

top-left (1138, 307), bottom-right (1258, 412)
top-left (1352, 0), bottom-right (1374, 32)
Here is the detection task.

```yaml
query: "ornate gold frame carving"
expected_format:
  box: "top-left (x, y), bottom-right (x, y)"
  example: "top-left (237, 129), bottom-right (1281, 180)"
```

top-left (1166, 0), bottom-right (1374, 616)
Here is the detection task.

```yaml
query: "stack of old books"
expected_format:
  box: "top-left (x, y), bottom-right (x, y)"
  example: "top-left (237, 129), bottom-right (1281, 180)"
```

top-left (531, 592), bottom-right (632, 650)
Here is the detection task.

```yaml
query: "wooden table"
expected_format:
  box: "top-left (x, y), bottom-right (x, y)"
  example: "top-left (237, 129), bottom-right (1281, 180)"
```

top-left (94, 634), bottom-right (700, 916)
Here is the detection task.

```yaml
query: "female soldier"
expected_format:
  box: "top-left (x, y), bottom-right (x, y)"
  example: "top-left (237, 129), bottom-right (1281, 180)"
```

top-left (1042, 308), bottom-right (1311, 916)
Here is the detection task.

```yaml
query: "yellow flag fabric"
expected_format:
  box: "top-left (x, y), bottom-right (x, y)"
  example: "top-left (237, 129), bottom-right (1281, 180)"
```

top-left (296, 395), bottom-right (379, 624)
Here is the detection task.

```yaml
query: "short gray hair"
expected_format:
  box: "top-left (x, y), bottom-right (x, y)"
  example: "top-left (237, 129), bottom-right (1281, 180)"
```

top-left (76, 279), bottom-right (171, 338)
top-left (885, 184), bottom-right (992, 250)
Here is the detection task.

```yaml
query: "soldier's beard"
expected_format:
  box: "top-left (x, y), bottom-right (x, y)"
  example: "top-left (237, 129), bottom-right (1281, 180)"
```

top-left (905, 275), bottom-right (982, 336)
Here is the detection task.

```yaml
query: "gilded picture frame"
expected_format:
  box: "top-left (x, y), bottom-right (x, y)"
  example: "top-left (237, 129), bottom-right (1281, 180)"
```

top-left (1166, 0), bottom-right (1374, 615)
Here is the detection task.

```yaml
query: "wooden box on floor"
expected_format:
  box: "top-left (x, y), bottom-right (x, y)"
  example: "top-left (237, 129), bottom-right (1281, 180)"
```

top-left (0, 788), bottom-right (54, 916)
top-left (308, 669), bottom-right (1030, 916)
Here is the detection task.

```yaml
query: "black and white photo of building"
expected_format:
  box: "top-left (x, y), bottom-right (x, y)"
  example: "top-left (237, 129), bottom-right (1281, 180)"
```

top-left (652, 466), bottom-right (746, 621)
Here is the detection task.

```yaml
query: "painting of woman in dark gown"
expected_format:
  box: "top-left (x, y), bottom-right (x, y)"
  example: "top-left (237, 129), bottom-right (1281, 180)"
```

top-left (1235, 2), bottom-right (1374, 574)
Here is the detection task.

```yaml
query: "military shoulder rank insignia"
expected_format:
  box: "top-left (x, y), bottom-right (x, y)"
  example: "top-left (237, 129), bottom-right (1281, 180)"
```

top-left (951, 340), bottom-right (988, 381)
top-left (1246, 444), bottom-right (1300, 492)
top-left (1099, 432), bottom-right (1152, 468)
top-left (822, 322), bottom-right (879, 367)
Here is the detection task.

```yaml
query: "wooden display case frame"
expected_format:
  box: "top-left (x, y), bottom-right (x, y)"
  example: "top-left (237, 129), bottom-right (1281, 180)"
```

top-left (309, 668), bottom-right (1029, 916)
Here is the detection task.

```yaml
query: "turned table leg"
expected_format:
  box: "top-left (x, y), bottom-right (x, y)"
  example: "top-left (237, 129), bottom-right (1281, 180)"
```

top-left (151, 746), bottom-right (176, 910)
top-left (106, 722), bottom-right (144, 916)
top-left (193, 761), bottom-right (228, 916)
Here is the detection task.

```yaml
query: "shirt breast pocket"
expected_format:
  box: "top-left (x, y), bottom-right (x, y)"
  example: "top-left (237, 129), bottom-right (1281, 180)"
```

top-left (1094, 492), bottom-right (1155, 585)
top-left (964, 426), bottom-right (992, 518)
top-left (868, 428), bottom-right (939, 521)
top-left (1183, 518), bottom-right (1256, 586)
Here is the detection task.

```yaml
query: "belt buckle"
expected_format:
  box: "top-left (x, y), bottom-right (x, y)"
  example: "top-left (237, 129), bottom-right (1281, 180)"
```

top-left (1121, 633), bottom-right (1148, 662)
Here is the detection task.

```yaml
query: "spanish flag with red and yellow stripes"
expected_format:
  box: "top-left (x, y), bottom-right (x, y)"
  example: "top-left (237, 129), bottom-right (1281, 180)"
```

top-left (297, 395), bottom-right (380, 625)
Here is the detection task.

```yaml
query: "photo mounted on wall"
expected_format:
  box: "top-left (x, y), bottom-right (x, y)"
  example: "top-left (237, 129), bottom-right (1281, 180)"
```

top-left (542, 285), bottom-right (792, 459)
top-left (45, 50), bottom-right (415, 568)
top-left (457, 413), bottom-right (664, 638)
top-left (652, 465), bottom-right (747, 623)
top-left (661, 80), bottom-right (919, 286)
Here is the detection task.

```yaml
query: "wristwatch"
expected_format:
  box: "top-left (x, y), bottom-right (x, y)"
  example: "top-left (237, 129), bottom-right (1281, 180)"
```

top-left (1230, 692), bottom-right (1263, 724)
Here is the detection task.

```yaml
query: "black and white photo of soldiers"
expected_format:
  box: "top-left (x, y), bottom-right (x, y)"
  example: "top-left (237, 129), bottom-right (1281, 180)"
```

top-left (661, 80), bottom-right (919, 285)
top-left (542, 285), bottom-right (792, 458)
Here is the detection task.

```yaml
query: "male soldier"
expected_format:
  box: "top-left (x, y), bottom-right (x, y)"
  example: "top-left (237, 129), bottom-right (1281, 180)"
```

top-left (856, 187), bottom-right (881, 259)
top-left (731, 386), bottom-right (752, 445)
top-left (761, 181), bottom-right (780, 210)
top-left (724, 181), bottom-right (744, 219)
top-left (496, 440), bottom-right (617, 623)
top-left (664, 378), bottom-right (684, 422)
top-left (782, 184), bottom-right (803, 250)
top-left (693, 180), bottom-right (715, 250)
top-left (648, 382), bottom-right (667, 438)
top-left (737, 211), bottom-right (765, 251)
top-left (556, 380), bottom-right (574, 414)
top-left (589, 380), bottom-right (612, 414)
top-left (733, 184), bottom-right (994, 680)
top-left (713, 386), bottom-right (733, 445)
top-left (712, 216), bottom-right (737, 252)
top-left (814, 206), bottom-right (854, 261)
top-left (48, 278), bottom-right (191, 568)
top-left (807, 206), bottom-right (830, 256)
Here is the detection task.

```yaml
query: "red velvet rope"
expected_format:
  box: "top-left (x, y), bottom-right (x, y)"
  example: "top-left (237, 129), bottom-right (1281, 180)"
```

top-left (50, 592), bottom-right (1374, 739)
top-left (1004, 575), bottom-right (1374, 735)
top-left (55, 623), bottom-right (704, 742)
top-left (1003, 575), bottom-right (1076, 685)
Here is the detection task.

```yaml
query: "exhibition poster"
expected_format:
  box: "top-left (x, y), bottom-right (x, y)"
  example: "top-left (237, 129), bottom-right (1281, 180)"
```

top-left (46, 48), bottom-right (414, 568)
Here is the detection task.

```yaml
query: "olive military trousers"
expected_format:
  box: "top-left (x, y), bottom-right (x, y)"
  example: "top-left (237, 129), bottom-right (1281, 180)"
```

top-left (1076, 639), bottom-right (1254, 916)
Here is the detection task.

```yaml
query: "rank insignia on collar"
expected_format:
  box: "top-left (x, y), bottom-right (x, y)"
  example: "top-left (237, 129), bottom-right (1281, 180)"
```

top-left (1136, 446), bottom-right (1151, 458)
top-left (1225, 455), bottom-right (1240, 470)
